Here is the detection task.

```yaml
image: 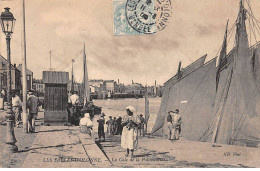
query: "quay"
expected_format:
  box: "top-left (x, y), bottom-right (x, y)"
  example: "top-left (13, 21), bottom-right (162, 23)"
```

top-left (1, 110), bottom-right (260, 168)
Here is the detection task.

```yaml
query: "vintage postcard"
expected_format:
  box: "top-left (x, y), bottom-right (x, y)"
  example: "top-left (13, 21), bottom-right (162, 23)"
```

top-left (0, 0), bottom-right (259, 168)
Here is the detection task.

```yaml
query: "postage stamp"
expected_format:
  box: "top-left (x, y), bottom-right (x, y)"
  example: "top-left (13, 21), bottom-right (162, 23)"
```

top-left (113, 0), bottom-right (172, 36)
top-left (113, 0), bottom-right (143, 36)
top-left (125, 0), bottom-right (157, 34)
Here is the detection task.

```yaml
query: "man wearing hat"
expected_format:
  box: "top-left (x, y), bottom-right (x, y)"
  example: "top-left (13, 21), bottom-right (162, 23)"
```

top-left (27, 90), bottom-right (40, 133)
top-left (97, 113), bottom-right (106, 141)
top-left (106, 116), bottom-right (113, 135)
top-left (172, 109), bottom-right (182, 140)
top-left (138, 114), bottom-right (145, 136)
top-left (12, 90), bottom-right (22, 128)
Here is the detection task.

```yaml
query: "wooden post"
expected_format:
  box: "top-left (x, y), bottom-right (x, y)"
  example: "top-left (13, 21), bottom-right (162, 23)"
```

top-left (22, 0), bottom-right (28, 133)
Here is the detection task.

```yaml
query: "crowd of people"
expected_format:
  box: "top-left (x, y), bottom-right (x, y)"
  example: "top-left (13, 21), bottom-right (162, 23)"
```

top-left (79, 105), bottom-right (153, 159)
top-left (80, 109), bottom-right (146, 142)
top-left (105, 115), bottom-right (123, 136)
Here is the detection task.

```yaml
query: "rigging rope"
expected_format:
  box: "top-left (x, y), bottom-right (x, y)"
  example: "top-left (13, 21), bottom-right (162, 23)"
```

top-left (199, 67), bottom-right (234, 141)
top-left (246, 0), bottom-right (260, 41)
top-left (233, 76), bottom-right (260, 141)
top-left (179, 59), bottom-right (215, 117)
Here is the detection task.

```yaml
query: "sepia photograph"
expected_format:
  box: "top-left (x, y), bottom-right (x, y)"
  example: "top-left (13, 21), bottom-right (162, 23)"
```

top-left (0, 0), bottom-right (259, 168)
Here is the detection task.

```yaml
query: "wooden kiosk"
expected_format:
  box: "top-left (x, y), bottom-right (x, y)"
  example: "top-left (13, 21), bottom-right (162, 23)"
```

top-left (43, 71), bottom-right (69, 125)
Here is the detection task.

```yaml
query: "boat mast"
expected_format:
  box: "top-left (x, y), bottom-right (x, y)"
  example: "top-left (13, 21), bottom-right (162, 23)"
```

top-left (213, 0), bottom-right (247, 144)
top-left (177, 61), bottom-right (182, 79)
top-left (212, 20), bottom-right (229, 143)
top-left (144, 85), bottom-right (149, 134)
top-left (83, 43), bottom-right (90, 106)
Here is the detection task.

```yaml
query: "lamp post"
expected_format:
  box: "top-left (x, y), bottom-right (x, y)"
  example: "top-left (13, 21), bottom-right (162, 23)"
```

top-left (0, 7), bottom-right (17, 153)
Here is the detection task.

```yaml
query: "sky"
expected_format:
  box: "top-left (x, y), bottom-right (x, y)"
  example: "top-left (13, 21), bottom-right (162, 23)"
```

top-left (0, 0), bottom-right (260, 86)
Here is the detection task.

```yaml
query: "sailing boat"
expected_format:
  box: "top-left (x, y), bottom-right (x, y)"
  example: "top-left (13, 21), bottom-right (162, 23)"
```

top-left (151, 55), bottom-right (217, 141)
top-left (152, 0), bottom-right (260, 146)
top-left (79, 43), bottom-right (102, 117)
top-left (202, 0), bottom-right (260, 146)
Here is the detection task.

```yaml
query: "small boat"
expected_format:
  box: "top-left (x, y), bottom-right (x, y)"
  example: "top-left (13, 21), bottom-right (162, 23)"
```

top-left (79, 43), bottom-right (102, 118)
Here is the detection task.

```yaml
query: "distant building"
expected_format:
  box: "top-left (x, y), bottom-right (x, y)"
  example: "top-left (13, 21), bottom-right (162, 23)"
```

top-left (89, 79), bottom-right (104, 94)
top-left (147, 85), bottom-right (164, 97)
top-left (33, 79), bottom-right (44, 94)
top-left (117, 83), bottom-right (126, 93)
top-left (17, 64), bottom-right (33, 90)
top-left (156, 86), bottom-right (164, 97)
top-left (104, 80), bottom-right (117, 93)
top-left (125, 82), bottom-right (144, 95)
top-left (147, 86), bottom-right (155, 96)
top-left (0, 55), bottom-right (21, 91)
top-left (89, 79), bottom-right (103, 87)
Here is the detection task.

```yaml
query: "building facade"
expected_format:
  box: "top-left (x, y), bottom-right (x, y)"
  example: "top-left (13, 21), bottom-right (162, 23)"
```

top-left (17, 64), bottom-right (33, 91)
top-left (33, 79), bottom-right (45, 93)
top-left (0, 55), bottom-right (21, 91)
top-left (104, 80), bottom-right (116, 93)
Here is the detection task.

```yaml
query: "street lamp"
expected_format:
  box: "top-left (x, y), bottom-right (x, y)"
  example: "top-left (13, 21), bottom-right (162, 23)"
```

top-left (0, 7), bottom-right (18, 153)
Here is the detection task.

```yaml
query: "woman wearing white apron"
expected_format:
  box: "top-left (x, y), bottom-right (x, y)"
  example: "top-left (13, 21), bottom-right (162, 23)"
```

top-left (121, 106), bottom-right (140, 159)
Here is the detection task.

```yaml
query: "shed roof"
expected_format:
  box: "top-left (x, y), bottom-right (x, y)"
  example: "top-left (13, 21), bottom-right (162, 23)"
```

top-left (42, 71), bottom-right (69, 84)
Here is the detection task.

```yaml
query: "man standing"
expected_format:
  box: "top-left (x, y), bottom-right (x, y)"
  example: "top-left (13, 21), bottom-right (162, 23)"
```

top-left (112, 117), bottom-right (117, 135)
top-left (68, 91), bottom-right (80, 125)
top-left (167, 111), bottom-right (173, 140)
top-left (139, 114), bottom-right (145, 136)
top-left (68, 91), bottom-right (79, 106)
top-left (116, 115), bottom-right (123, 135)
top-left (172, 109), bottom-right (182, 140)
top-left (27, 90), bottom-right (40, 133)
top-left (106, 116), bottom-right (113, 135)
top-left (97, 113), bottom-right (106, 141)
top-left (12, 90), bottom-right (22, 128)
top-left (0, 89), bottom-right (5, 110)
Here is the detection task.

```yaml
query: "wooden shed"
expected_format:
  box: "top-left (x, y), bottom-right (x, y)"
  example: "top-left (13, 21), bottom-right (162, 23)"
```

top-left (43, 71), bottom-right (69, 125)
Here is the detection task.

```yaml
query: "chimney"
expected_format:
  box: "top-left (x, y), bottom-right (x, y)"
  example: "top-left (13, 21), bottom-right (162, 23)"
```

top-left (132, 79), bottom-right (133, 84)
top-left (118, 79), bottom-right (119, 85)
top-left (14, 63), bottom-right (16, 68)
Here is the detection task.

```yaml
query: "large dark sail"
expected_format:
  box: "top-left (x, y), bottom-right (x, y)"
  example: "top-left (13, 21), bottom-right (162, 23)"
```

top-left (216, 20), bottom-right (229, 91)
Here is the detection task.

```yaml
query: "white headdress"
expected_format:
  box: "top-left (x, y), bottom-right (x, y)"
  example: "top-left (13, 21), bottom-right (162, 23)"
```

top-left (126, 106), bottom-right (135, 113)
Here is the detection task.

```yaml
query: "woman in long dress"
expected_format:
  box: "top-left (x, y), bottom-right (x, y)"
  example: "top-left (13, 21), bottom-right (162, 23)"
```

top-left (121, 106), bottom-right (140, 158)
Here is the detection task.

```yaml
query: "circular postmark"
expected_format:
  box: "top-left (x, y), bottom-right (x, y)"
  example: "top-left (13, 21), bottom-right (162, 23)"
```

top-left (125, 0), bottom-right (157, 34)
top-left (155, 0), bottom-right (172, 31)
top-left (125, 0), bottom-right (172, 34)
